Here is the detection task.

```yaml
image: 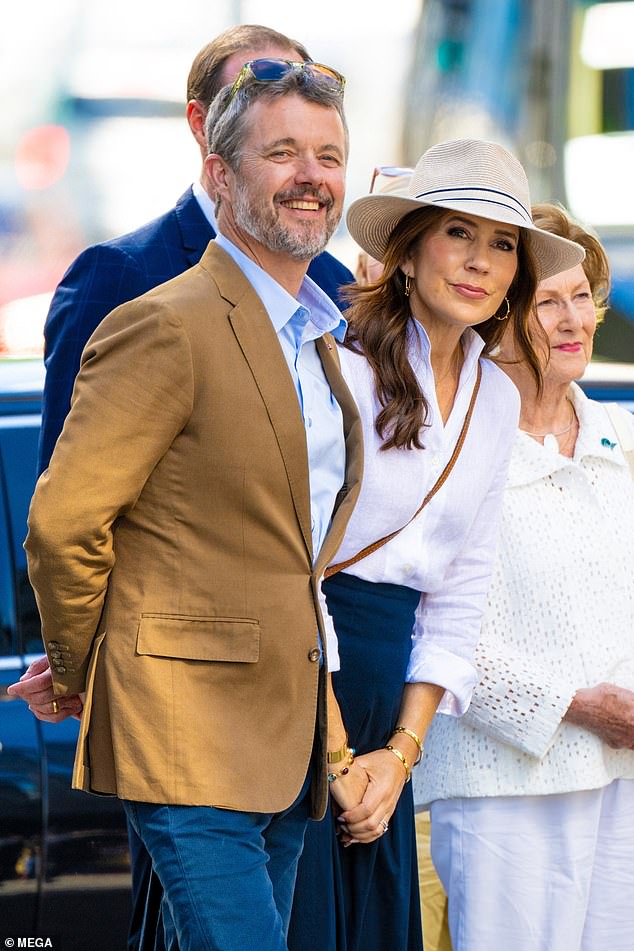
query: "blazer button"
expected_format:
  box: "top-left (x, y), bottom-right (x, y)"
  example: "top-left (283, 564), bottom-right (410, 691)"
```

top-left (55, 666), bottom-right (67, 674)
top-left (307, 648), bottom-right (321, 663)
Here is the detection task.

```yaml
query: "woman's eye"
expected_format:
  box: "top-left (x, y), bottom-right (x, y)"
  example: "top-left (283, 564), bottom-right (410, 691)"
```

top-left (495, 240), bottom-right (516, 252)
top-left (537, 298), bottom-right (555, 308)
top-left (447, 226), bottom-right (469, 239)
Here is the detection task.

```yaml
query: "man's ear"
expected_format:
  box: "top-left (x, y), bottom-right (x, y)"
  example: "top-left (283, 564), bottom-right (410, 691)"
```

top-left (205, 153), bottom-right (232, 201)
top-left (186, 99), bottom-right (207, 150)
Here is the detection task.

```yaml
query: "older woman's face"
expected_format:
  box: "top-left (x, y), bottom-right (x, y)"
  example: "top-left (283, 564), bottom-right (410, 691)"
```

top-left (535, 262), bottom-right (596, 384)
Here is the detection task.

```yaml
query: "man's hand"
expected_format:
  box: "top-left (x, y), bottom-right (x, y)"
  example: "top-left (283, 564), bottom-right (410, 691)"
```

top-left (565, 682), bottom-right (634, 749)
top-left (6, 655), bottom-right (84, 721)
top-left (328, 760), bottom-right (369, 816)
top-left (336, 748), bottom-right (407, 844)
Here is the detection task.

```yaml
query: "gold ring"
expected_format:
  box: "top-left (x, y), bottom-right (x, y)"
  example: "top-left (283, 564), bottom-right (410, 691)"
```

top-left (51, 699), bottom-right (59, 715)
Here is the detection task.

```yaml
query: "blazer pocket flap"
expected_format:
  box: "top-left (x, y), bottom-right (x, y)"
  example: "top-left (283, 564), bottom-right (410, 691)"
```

top-left (136, 615), bottom-right (260, 663)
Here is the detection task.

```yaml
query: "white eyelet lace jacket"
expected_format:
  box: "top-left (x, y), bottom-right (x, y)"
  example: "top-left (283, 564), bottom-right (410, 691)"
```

top-left (414, 383), bottom-right (634, 807)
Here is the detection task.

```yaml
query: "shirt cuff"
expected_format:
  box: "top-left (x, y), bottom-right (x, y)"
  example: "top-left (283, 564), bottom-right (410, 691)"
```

top-left (406, 641), bottom-right (479, 716)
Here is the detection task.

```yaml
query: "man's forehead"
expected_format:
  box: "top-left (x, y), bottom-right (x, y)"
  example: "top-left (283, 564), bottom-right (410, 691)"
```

top-left (243, 95), bottom-right (346, 152)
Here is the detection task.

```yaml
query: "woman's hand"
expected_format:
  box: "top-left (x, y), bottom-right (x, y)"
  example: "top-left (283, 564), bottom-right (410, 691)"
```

top-left (565, 682), bottom-right (634, 748)
top-left (336, 748), bottom-right (408, 844)
top-left (6, 655), bottom-right (84, 721)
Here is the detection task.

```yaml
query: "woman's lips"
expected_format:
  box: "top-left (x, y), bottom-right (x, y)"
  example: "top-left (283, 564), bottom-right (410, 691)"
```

top-left (554, 343), bottom-right (583, 353)
top-left (451, 283), bottom-right (488, 300)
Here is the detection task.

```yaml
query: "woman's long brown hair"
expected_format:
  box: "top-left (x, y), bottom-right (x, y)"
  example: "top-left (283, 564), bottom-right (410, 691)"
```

top-left (342, 206), bottom-right (542, 450)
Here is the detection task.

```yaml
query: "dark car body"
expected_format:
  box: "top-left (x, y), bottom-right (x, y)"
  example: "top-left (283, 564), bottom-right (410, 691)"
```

top-left (0, 359), bottom-right (130, 949)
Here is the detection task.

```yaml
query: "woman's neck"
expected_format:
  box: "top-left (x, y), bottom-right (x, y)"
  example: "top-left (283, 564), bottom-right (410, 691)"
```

top-left (518, 377), bottom-right (579, 457)
top-left (428, 335), bottom-right (465, 425)
top-left (519, 380), bottom-right (573, 435)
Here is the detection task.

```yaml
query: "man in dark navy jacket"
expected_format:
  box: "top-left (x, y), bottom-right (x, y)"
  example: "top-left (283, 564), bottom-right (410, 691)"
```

top-left (36, 25), bottom-right (353, 951)
top-left (38, 23), bottom-right (353, 474)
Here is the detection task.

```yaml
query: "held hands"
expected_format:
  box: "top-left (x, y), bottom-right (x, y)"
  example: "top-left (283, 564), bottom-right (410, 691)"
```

top-left (336, 747), bottom-right (408, 845)
top-left (6, 655), bottom-right (84, 721)
top-left (565, 682), bottom-right (634, 749)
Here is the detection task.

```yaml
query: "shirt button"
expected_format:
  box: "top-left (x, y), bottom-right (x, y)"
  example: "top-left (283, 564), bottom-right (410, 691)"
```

top-left (308, 648), bottom-right (321, 663)
top-left (306, 416), bottom-right (313, 428)
top-left (403, 564), bottom-right (414, 576)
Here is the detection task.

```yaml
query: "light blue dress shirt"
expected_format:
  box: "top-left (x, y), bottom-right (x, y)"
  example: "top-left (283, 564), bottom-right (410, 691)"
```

top-left (214, 232), bottom-right (347, 563)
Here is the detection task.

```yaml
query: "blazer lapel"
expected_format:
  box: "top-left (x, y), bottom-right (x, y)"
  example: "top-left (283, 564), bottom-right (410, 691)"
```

top-left (228, 305), bottom-right (313, 559)
top-left (200, 244), bottom-right (314, 560)
top-left (313, 337), bottom-right (363, 578)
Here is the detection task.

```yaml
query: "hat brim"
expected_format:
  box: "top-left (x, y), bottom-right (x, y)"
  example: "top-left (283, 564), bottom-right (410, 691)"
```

top-left (346, 194), bottom-right (585, 282)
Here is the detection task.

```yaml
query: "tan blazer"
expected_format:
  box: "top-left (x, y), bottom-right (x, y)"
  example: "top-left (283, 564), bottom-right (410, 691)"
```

top-left (25, 242), bottom-right (363, 817)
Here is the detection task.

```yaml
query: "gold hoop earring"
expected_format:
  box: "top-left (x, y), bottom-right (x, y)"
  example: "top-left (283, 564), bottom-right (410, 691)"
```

top-left (495, 297), bottom-right (510, 321)
top-left (404, 275), bottom-right (411, 298)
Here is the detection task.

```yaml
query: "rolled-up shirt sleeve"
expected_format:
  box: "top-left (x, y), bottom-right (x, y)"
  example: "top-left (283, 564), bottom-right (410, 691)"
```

top-left (405, 417), bottom-right (516, 715)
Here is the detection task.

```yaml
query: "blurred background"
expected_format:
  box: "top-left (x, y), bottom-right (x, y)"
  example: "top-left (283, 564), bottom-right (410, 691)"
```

top-left (1, 0), bottom-right (633, 361)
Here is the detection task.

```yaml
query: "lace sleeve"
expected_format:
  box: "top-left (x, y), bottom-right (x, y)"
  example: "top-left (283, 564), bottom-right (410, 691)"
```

top-left (463, 564), bottom-right (579, 758)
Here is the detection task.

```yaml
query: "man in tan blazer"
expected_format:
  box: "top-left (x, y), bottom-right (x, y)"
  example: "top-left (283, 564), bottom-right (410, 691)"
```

top-left (21, 65), bottom-right (365, 951)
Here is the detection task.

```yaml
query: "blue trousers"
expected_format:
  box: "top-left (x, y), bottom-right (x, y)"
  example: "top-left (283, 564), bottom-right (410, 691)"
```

top-left (123, 774), bottom-right (311, 951)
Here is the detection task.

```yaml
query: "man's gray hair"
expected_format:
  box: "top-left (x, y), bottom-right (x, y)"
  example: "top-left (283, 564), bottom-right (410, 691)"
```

top-left (205, 70), bottom-right (349, 171)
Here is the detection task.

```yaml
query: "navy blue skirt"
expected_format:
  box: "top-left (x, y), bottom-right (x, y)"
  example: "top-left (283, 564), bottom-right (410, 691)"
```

top-left (288, 572), bottom-right (424, 951)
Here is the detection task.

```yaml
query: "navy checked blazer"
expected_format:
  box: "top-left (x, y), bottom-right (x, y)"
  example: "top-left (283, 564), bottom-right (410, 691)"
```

top-left (38, 186), bottom-right (354, 473)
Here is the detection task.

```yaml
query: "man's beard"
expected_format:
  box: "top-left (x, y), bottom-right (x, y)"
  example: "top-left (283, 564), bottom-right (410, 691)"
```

top-left (233, 181), bottom-right (341, 261)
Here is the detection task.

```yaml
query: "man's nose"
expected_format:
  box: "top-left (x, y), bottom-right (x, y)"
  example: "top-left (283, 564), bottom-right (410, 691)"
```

top-left (293, 156), bottom-right (325, 186)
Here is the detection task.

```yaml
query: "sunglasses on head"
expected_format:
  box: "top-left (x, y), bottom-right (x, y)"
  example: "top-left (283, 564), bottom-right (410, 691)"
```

top-left (369, 165), bottom-right (415, 194)
top-left (229, 58), bottom-right (346, 102)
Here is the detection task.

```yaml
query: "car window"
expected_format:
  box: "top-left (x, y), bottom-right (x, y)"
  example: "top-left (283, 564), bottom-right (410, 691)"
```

top-left (0, 457), bottom-right (17, 655)
top-left (0, 417), bottom-right (41, 655)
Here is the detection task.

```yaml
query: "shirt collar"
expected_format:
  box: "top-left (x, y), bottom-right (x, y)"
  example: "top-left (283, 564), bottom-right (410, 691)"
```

top-left (192, 181), bottom-right (217, 231)
top-left (508, 382), bottom-right (629, 487)
top-left (411, 321), bottom-right (485, 382)
top-left (569, 382), bottom-right (630, 466)
top-left (214, 230), bottom-right (346, 341)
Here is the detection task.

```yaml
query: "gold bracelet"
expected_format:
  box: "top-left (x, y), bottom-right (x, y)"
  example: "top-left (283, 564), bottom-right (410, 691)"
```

top-left (385, 745), bottom-right (411, 782)
top-left (392, 726), bottom-right (424, 764)
top-left (327, 750), bottom-right (355, 783)
top-left (327, 741), bottom-right (354, 764)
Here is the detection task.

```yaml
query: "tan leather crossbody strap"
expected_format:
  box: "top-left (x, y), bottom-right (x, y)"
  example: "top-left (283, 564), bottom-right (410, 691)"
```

top-left (324, 361), bottom-right (482, 580)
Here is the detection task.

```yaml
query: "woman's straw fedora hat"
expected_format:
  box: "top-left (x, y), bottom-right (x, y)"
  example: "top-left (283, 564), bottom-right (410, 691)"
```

top-left (347, 139), bottom-right (585, 280)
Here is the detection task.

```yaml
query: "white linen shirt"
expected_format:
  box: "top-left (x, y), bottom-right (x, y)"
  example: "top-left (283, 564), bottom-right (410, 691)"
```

top-left (328, 323), bottom-right (521, 714)
top-left (415, 385), bottom-right (634, 806)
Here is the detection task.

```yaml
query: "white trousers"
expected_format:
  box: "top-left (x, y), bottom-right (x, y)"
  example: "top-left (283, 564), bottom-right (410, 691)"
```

top-left (430, 779), bottom-right (634, 951)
